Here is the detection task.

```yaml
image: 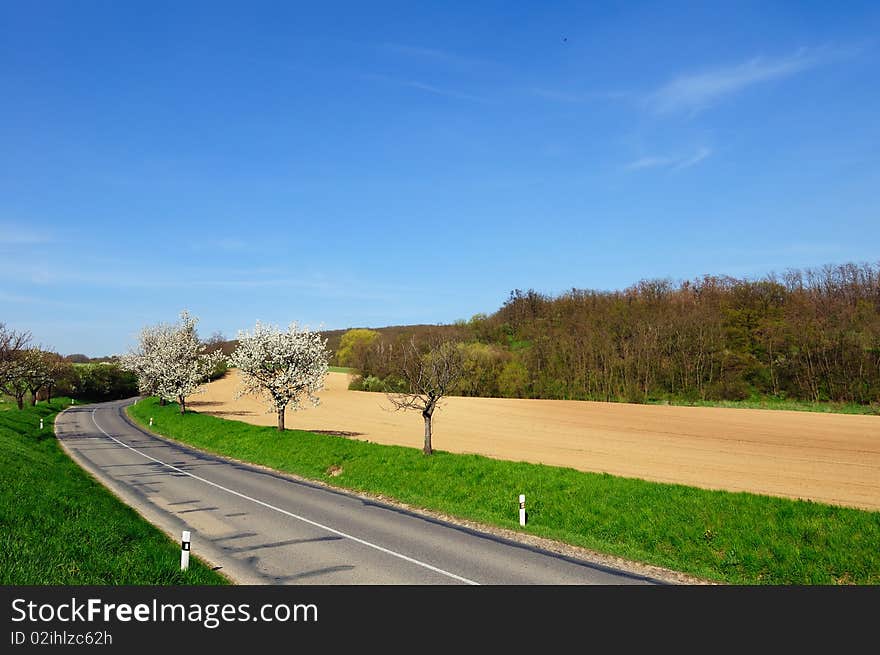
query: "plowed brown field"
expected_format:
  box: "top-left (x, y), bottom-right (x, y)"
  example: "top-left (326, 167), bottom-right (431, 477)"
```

top-left (189, 371), bottom-right (880, 511)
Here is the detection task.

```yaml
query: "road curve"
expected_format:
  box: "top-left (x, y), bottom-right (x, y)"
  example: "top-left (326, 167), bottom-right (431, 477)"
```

top-left (55, 398), bottom-right (662, 585)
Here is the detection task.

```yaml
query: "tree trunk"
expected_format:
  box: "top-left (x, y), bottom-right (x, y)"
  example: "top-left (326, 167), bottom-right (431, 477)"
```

top-left (159, 398), bottom-right (166, 406)
top-left (30, 393), bottom-right (37, 406)
top-left (47, 385), bottom-right (53, 403)
top-left (16, 394), bottom-right (24, 410)
top-left (422, 409), bottom-right (433, 455)
top-left (179, 395), bottom-right (186, 414)
top-left (277, 407), bottom-right (285, 431)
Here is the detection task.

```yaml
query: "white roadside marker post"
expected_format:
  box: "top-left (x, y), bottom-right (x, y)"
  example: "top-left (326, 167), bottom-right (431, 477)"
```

top-left (180, 530), bottom-right (191, 571)
top-left (149, 417), bottom-right (153, 427)
top-left (39, 418), bottom-right (44, 430)
top-left (519, 494), bottom-right (526, 527)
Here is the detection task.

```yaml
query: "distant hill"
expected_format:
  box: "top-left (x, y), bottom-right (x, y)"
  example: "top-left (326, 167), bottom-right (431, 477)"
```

top-left (65, 354), bottom-right (118, 364)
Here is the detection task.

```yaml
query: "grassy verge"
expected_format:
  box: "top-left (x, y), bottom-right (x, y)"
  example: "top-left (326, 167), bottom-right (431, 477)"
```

top-left (129, 397), bottom-right (879, 585)
top-left (646, 396), bottom-right (880, 415)
top-left (0, 399), bottom-right (227, 584)
top-left (328, 366), bottom-right (354, 374)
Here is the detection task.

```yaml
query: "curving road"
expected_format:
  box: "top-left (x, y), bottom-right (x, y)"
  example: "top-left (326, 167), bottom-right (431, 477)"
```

top-left (55, 398), bottom-right (662, 585)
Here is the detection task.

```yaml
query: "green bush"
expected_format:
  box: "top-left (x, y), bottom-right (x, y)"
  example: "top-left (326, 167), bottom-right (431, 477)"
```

top-left (348, 374), bottom-right (406, 393)
top-left (361, 375), bottom-right (387, 392)
top-left (72, 364), bottom-right (139, 402)
top-left (710, 379), bottom-right (751, 401)
top-left (207, 359), bottom-right (228, 381)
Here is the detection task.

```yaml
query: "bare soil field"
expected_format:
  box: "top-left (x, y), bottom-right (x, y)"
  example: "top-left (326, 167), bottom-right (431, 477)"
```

top-left (190, 371), bottom-right (880, 511)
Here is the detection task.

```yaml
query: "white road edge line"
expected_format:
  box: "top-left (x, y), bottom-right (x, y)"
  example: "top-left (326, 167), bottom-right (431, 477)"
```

top-left (90, 408), bottom-right (479, 585)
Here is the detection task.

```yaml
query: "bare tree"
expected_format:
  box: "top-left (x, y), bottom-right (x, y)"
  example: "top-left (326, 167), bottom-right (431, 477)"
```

top-left (0, 323), bottom-right (31, 362)
top-left (204, 330), bottom-right (227, 353)
top-left (0, 324), bottom-right (33, 409)
top-left (387, 338), bottom-right (464, 455)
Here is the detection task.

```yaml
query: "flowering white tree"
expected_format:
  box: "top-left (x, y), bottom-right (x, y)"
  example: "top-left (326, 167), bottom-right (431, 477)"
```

top-left (120, 322), bottom-right (172, 403)
top-left (228, 321), bottom-right (330, 431)
top-left (0, 356), bottom-right (31, 409)
top-left (156, 311), bottom-right (225, 414)
top-left (121, 311), bottom-right (224, 414)
top-left (22, 349), bottom-right (55, 406)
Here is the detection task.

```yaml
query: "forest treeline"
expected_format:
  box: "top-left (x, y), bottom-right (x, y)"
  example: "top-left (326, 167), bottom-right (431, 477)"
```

top-left (338, 262), bottom-right (880, 405)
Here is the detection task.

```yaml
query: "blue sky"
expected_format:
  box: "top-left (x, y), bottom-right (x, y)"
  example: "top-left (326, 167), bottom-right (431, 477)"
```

top-left (2, 1), bottom-right (879, 356)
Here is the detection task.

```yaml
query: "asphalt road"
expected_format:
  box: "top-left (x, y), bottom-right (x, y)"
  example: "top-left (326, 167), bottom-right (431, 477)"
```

top-left (55, 398), bottom-right (662, 585)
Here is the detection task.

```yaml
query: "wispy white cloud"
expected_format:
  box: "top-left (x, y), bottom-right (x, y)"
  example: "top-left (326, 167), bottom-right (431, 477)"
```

top-left (0, 291), bottom-right (78, 309)
top-left (210, 238), bottom-right (249, 251)
top-left (0, 255), bottom-right (411, 303)
top-left (529, 87), bottom-right (630, 103)
top-left (191, 237), bottom-right (252, 253)
top-left (404, 81), bottom-right (486, 102)
top-left (625, 146), bottom-right (712, 171)
top-left (0, 223), bottom-right (53, 245)
top-left (529, 87), bottom-right (584, 103)
top-left (0, 254), bottom-right (52, 284)
top-left (380, 43), bottom-right (492, 70)
top-left (648, 47), bottom-right (848, 115)
top-left (626, 155), bottom-right (676, 170)
top-left (363, 73), bottom-right (486, 102)
top-left (675, 147), bottom-right (712, 169)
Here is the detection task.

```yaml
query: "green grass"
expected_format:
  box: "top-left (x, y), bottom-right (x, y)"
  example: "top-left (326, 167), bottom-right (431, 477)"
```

top-left (328, 366), bottom-right (355, 373)
top-left (129, 397), bottom-right (880, 585)
top-left (646, 396), bottom-right (880, 415)
top-left (0, 399), bottom-right (227, 584)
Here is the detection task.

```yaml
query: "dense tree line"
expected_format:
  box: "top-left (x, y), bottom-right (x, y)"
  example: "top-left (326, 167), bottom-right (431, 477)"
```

top-left (0, 323), bottom-right (138, 406)
top-left (340, 262), bottom-right (880, 405)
